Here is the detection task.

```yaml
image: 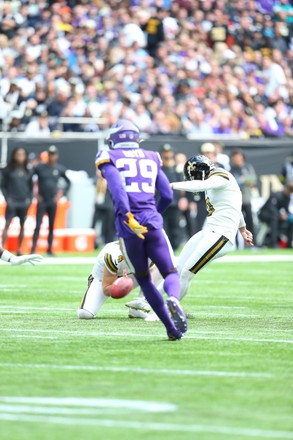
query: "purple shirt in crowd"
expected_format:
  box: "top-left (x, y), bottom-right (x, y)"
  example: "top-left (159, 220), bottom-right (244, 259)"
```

top-left (95, 147), bottom-right (173, 238)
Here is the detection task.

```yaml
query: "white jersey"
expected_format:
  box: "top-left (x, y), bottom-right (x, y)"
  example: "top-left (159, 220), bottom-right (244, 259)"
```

top-left (172, 168), bottom-right (245, 244)
top-left (91, 241), bottom-right (134, 281)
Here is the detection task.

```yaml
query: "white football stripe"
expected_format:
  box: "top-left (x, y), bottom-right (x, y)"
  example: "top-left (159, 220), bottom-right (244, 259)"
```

top-left (0, 413), bottom-right (292, 439)
top-left (0, 363), bottom-right (274, 378)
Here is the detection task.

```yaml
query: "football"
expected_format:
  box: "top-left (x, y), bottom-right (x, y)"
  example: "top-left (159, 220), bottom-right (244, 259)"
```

top-left (110, 276), bottom-right (134, 299)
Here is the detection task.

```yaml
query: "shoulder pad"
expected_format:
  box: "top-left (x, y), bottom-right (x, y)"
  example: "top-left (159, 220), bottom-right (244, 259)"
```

top-left (209, 168), bottom-right (230, 181)
top-left (95, 150), bottom-right (111, 168)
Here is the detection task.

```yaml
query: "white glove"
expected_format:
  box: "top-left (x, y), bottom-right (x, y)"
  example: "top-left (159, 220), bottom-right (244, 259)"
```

top-left (10, 254), bottom-right (43, 266)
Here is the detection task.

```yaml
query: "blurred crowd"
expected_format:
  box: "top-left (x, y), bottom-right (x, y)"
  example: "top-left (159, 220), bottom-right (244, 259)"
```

top-left (0, 0), bottom-right (293, 137)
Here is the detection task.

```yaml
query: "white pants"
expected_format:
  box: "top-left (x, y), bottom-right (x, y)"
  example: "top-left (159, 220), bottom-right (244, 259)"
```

top-left (77, 273), bottom-right (138, 319)
top-left (177, 229), bottom-right (234, 299)
top-left (77, 275), bottom-right (108, 319)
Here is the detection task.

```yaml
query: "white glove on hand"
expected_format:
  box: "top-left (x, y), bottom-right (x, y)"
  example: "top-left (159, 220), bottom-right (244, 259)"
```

top-left (10, 254), bottom-right (43, 266)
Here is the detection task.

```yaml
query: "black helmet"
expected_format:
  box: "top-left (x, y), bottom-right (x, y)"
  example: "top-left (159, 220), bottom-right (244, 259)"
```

top-left (184, 155), bottom-right (214, 181)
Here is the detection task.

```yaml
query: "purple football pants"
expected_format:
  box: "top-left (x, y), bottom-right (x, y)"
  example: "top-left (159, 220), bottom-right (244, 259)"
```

top-left (120, 228), bottom-right (181, 334)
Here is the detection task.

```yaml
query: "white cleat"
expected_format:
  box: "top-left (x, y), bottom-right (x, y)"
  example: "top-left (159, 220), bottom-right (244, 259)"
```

top-left (128, 308), bottom-right (149, 319)
top-left (77, 308), bottom-right (95, 319)
top-left (125, 297), bottom-right (151, 313)
top-left (144, 313), bottom-right (160, 322)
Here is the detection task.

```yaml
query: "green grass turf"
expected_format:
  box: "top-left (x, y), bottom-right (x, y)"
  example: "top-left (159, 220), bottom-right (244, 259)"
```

top-left (0, 251), bottom-right (293, 440)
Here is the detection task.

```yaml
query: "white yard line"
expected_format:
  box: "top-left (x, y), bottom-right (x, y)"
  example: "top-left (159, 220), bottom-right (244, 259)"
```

top-left (0, 413), bottom-right (292, 438)
top-left (11, 335), bottom-right (59, 339)
top-left (0, 404), bottom-right (128, 416)
top-left (0, 397), bottom-right (176, 413)
top-left (0, 363), bottom-right (277, 378)
top-left (1, 328), bottom-right (292, 344)
top-left (190, 335), bottom-right (293, 344)
top-left (197, 280), bottom-right (293, 286)
top-left (0, 306), bottom-right (74, 311)
top-left (193, 295), bottom-right (293, 300)
top-left (0, 308), bottom-right (262, 318)
top-left (217, 255), bottom-right (293, 263)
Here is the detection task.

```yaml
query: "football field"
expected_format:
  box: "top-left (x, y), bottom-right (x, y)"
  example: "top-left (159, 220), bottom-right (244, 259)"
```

top-left (0, 250), bottom-right (293, 440)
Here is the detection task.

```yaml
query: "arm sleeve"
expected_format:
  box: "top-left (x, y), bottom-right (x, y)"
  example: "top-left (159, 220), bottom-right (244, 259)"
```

top-left (99, 163), bottom-right (130, 216)
top-left (156, 168), bottom-right (173, 213)
top-left (172, 175), bottom-right (229, 193)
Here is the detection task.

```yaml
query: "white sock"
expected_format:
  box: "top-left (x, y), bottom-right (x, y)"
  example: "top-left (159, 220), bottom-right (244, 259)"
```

top-left (1, 250), bottom-right (13, 262)
top-left (179, 267), bottom-right (193, 300)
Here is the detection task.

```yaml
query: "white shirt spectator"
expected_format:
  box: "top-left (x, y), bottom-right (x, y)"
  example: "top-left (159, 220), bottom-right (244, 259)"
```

top-left (263, 62), bottom-right (288, 98)
top-left (25, 118), bottom-right (50, 137)
top-left (163, 16), bottom-right (179, 39)
top-left (121, 23), bottom-right (146, 48)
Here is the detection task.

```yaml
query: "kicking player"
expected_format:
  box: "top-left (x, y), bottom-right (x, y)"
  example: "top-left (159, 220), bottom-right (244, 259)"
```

top-left (0, 246), bottom-right (42, 265)
top-left (170, 155), bottom-right (253, 298)
top-left (77, 240), bottom-right (162, 320)
top-left (95, 119), bottom-right (186, 340)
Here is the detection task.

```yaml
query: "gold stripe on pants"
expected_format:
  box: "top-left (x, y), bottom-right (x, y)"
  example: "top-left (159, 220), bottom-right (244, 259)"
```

top-left (189, 236), bottom-right (228, 275)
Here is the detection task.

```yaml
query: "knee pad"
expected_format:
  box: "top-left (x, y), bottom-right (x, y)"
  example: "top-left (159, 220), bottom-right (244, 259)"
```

top-left (77, 308), bottom-right (95, 319)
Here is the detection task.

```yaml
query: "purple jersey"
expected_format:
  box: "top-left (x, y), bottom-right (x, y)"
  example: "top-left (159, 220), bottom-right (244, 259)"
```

top-left (95, 148), bottom-right (173, 238)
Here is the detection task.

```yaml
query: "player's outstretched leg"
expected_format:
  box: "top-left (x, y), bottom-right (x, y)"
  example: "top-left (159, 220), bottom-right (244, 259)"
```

top-left (77, 275), bottom-right (108, 319)
top-left (121, 236), bottom-right (183, 340)
top-left (166, 296), bottom-right (188, 334)
top-left (138, 275), bottom-right (183, 340)
top-left (144, 229), bottom-right (187, 333)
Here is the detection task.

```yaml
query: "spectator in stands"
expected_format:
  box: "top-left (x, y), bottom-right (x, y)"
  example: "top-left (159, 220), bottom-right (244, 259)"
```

top-left (214, 142), bottom-right (231, 171)
top-left (1, 147), bottom-right (33, 255)
top-left (160, 144), bottom-right (182, 250)
top-left (200, 142), bottom-right (225, 168)
top-left (91, 169), bottom-right (115, 248)
top-left (230, 149), bottom-right (257, 240)
top-left (280, 153), bottom-right (293, 184)
top-left (25, 108), bottom-right (51, 137)
top-left (31, 145), bottom-right (71, 256)
top-left (273, 0), bottom-right (293, 39)
top-left (258, 181), bottom-right (293, 248)
top-left (175, 152), bottom-right (197, 239)
top-left (141, 7), bottom-right (165, 58)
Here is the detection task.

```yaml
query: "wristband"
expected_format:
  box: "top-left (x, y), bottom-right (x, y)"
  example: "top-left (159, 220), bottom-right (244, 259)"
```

top-left (1, 250), bottom-right (13, 262)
